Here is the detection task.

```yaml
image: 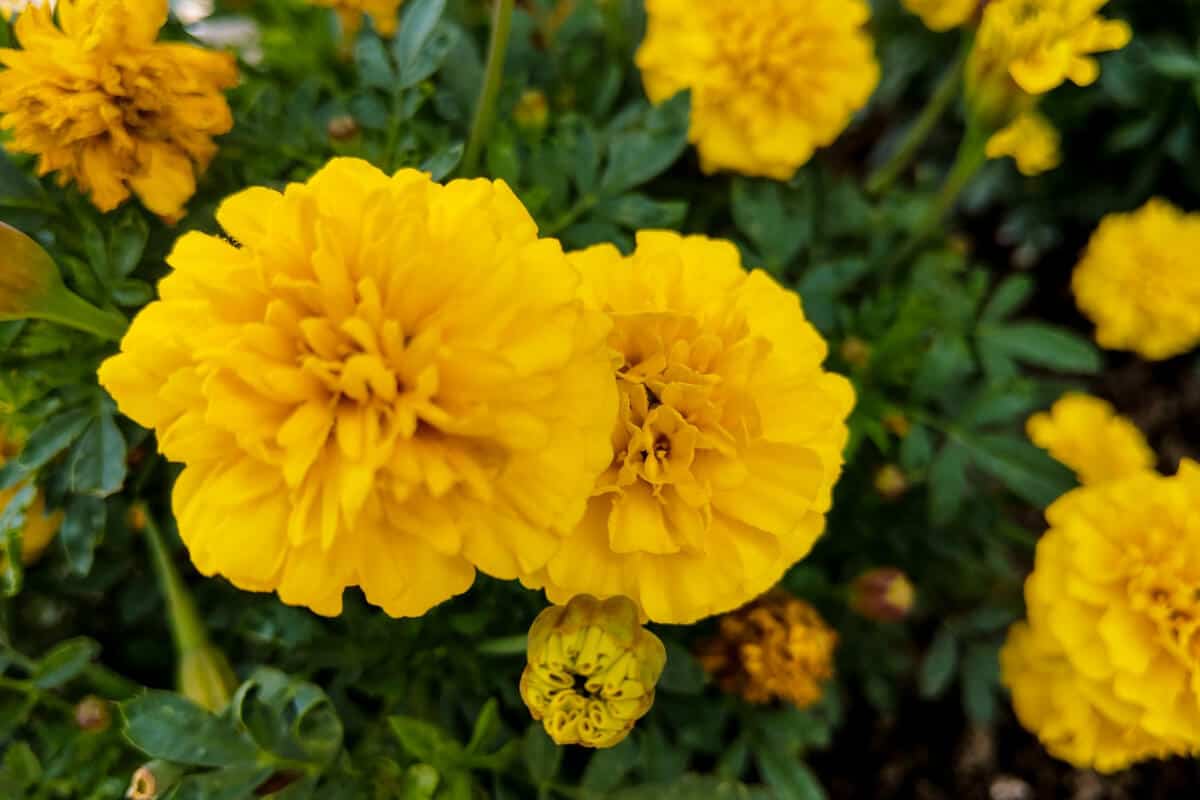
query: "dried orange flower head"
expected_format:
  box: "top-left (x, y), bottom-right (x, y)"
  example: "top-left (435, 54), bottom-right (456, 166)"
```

top-left (521, 594), bottom-right (666, 749)
top-left (699, 591), bottom-right (837, 708)
top-left (0, 0), bottom-right (238, 219)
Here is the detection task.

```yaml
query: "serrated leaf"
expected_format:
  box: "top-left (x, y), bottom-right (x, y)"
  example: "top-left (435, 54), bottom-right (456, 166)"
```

top-left (420, 142), bottom-right (464, 181)
top-left (59, 494), bottom-right (104, 576)
top-left (961, 432), bottom-right (1075, 508)
top-left (976, 322), bottom-right (1102, 374)
top-left (600, 92), bottom-right (691, 197)
top-left (355, 33), bottom-right (395, 91)
top-left (0, 407), bottom-right (91, 489)
top-left (123, 692), bottom-right (258, 767)
top-left (68, 410), bottom-right (126, 497)
top-left (392, 0), bottom-right (448, 87)
top-left (731, 177), bottom-right (811, 271)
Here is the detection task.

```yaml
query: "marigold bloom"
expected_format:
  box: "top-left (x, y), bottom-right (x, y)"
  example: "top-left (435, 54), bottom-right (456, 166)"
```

top-left (0, 430), bottom-right (62, 566)
top-left (902, 0), bottom-right (978, 31)
top-left (635, 0), bottom-right (879, 180)
top-left (522, 232), bottom-right (854, 624)
top-left (0, 0), bottom-right (237, 219)
top-left (520, 594), bottom-right (666, 749)
top-left (310, 0), bottom-right (403, 38)
top-left (98, 158), bottom-right (616, 617)
top-left (1001, 463), bottom-right (1200, 772)
top-left (1072, 198), bottom-right (1200, 360)
top-left (986, 111), bottom-right (1061, 176)
top-left (968, 0), bottom-right (1131, 102)
top-left (1026, 393), bottom-right (1153, 485)
top-left (698, 592), bottom-right (836, 708)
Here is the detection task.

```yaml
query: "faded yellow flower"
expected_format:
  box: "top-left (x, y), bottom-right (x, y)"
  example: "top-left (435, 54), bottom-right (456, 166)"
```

top-left (1026, 393), bottom-right (1154, 485)
top-left (902, 0), bottom-right (978, 31)
top-left (522, 232), bottom-right (854, 624)
top-left (0, 0), bottom-right (237, 219)
top-left (310, 0), bottom-right (403, 38)
top-left (98, 158), bottom-right (617, 618)
top-left (986, 111), bottom-right (1062, 176)
top-left (1072, 198), bottom-right (1200, 360)
top-left (698, 592), bottom-right (836, 708)
top-left (1001, 463), bottom-right (1200, 772)
top-left (520, 594), bottom-right (666, 749)
top-left (635, 0), bottom-right (879, 180)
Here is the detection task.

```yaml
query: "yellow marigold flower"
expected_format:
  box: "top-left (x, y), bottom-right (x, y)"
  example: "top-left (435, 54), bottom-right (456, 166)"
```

top-left (310, 0), bottom-right (403, 38)
top-left (520, 594), bottom-right (666, 749)
top-left (522, 232), bottom-right (854, 624)
top-left (1072, 198), bottom-right (1200, 360)
top-left (968, 0), bottom-right (1131, 101)
top-left (1026, 393), bottom-right (1153, 485)
top-left (1001, 463), bottom-right (1200, 772)
top-left (0, 0), bottom-right (238, 220)
top-left (97, 158), bottom-right (616, 618)
top-left (635, 0), bottom-right (879, 180)
top-left (0, 430), bottom-right (62, 566)
top-left (698, 592), bottom-right (836, 708)
top-left (902, 0), bottom-right (978, 31)
top-left (985, 111), bottom-right (1062, 176)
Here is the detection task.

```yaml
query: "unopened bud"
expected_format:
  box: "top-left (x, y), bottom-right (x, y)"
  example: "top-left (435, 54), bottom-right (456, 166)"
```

top-left (127, 505), bottom-right (148, 533)
top-left (327, 114), bottom-right (360, 142)
top-left (179, 644), bottom-right (237, 712)
top-left (74, 694), bottom-right (112, 732)
top-left (127, 761), bottom-right (183, 800)
top-left (514, 89), bottom-right (549, 133)
top-left (839, 336), bottom-right (871, 369)
top-left (882, 412), bottom-right (911, 438)
top-left (851, 567), bottom-right (916, 622)
top-left (874, 464), bottom-right (908, 500)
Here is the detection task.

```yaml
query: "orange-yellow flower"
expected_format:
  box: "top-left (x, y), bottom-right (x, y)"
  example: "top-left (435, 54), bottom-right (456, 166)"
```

top-left (98, 158), bottom-right (616, 618)
top-left (902, 0), bottom-right (978, 31)
top-left (522, 232), bottom-right (854, 624)
top-left (309, 0), bottom-right (403, 38)
top-left (0, 0), bottom-right (237, 219)
top-left (1026, 393), bottom-right (1154, 485)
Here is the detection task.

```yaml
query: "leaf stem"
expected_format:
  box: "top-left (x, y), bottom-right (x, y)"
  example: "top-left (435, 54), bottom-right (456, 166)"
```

top-left (34, 289), bottom-right (128, 343)
top-left (461, 0), bottom-right (516, 177)
top-left (139, 505), bottom-right (208, 658)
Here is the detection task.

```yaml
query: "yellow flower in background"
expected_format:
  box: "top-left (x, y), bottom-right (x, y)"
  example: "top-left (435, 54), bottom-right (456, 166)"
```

top-left (522, 232), bottom-right (854, 624)
top-left (98, 158), bottom-right (616, 618)
top-left (698, 592), bottom-right (837, 708)
top-left (0, 430), bottom-right (62, 567)
top-left (635, 0), bottom-right (879, 180)
top-left (985, 111), bottom-right (1062, 176)
top-left (520, 594), bottom-right (666, 748)
top-left (0, 0), bottom-right (34, 20)
top-left (1026, 393), bottom-right (1154, 485)
top-left (310, 0), bottom-right (403, 38)
top-left (1072, 199), bottom-right (1200, 360)
top-left (902, 0), bottom-right (978, 32)
top-left (0, 0), bottom-right (237, 220)
top-left (1001, 464), bottom-right (1200, 772)
top-left (969, 0), bottom-right (1131, 100)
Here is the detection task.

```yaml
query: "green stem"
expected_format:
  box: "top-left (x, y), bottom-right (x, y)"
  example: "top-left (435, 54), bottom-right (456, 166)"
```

top-left (35, 289), bottom-right (128, 343)
top-left (461, 0), bottom-right (516, 177)
top-left (84, 663), bottom-right (140, 700)
top-left (140, 506), bottom-right (208, 657)
top-left (867, 37), bottom-right (971, 197)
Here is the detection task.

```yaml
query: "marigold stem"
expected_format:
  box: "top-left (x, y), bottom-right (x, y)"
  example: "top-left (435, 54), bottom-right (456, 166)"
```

top-left (139, 505), bottom-right (209, 660)
top-left (462, 0), bottom-right (516, 178)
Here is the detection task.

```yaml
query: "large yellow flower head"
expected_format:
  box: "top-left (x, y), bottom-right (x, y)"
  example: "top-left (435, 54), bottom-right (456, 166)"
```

top-left (0, 430), bottom-right (62, 567)
top-left (98, 158), bottom-right (617, 618)
top-left (968, 0), bottom-right (1131, 103)
top-left (1026, 393), bottom-right (1154, 485)
top-left (698, 592), bottom-right (837, 708)
top-left (309, 0), bottom-right (403, 38)
top-left (1001, 463), bottom-right (1200, 772)
top-left (520, 594), bottom-right (666, 749)
top-left (0, 0), bottom-right (238, 219)
top-left (902, 0), bottom-right (979, 32)
top-left (522, 232), bottom-right (854, 624)
top-left (985, 111), bottom-right (1062, 176)
top-left (635, 0), bottom-right (879, 180)
top-left (1072, 199), bottom-right (1200, 361)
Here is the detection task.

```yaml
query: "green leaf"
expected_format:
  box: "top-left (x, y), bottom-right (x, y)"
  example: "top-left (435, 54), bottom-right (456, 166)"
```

top-left (594, 193), bottom-right (687, 230)
top-left (0, 407), bottom-right (91, 489)
top-left (961, 432), bottom-right (1075, 508)
top-left (522, 724), bottom-right (561, 786)
top-left (600, 92), bottom-right (691, 197)
top-left (919, 627), bottom-right (959, 699)
top-left (421, 142), bottom-right (464, 182)
top-left (465, 699), bottom-right (500, 755)
top-left (355, 33), bottom-right (396, 91)
top-left (961, 643), bottom-right (1001, 724)
top-left (68, 410), bottom-right (127, 497)
top-left (657, 639), bottom-right (707, 694)
top-left (32, 637), bottom-right (99, 689)
top-left (171, 766), bottom-right (274, 800)
top-left (122, 691), bottom-right (258, 767)
top-left (928, 443), bottom-right (969, 526)
top-left (59, 494), bottom-right (105, 576)
top-left (731, 177), bottom-right (810, 271)
top-left (980, 275), bottom-right (1034, 323)
top-left (107, 210), bottom-right (149, 280)
top-left (976, 323), bottom-right (1102, 374)
top-left (392, 0), bottom-right (448, 87)
top-left (232, 668), bottom-right (343, 767)
top-left (756, 747), bottom-right (826, 800)
top-left (1146, 41), bottom-right (1200, 79)
top-left (390, 715), bottom-right (462, 766)
top-left (899, 425), bottom-right (934, 472)
top-left (581, 737), bottom-right (636, 793)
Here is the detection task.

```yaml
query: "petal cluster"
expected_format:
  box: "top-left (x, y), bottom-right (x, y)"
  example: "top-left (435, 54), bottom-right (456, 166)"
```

top-left (520, 594), bottom-right (666, 749)
top-left (309, 0), bottom-right (403, 38)
top-left (522, 232), bottom-right (854, 624)
top-left (635, 0), bottom-right (879, 180)
top-left (1026, 393), bottom-right (1154, 485)
top-left (1001, 464), bottom-right (1200, 772)
top-left (0, 0), bottom-right (238, 219)
top-left (698, 591), bottom-right (837, 708)
top-left (902, 0), bottom-right (979, 32)
top-left (98, 158), bottom-right (617, 618)
top-left (985, 111), bottom-right (1061, 176)
top-left (1072, 198), bottom-right (1200, 360)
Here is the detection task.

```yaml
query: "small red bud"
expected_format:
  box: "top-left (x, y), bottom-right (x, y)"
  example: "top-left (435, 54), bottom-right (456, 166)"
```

top-left (873, 464), bottom-right (908, 500)
top-left (851, 567), bottom-right (916, 622)
top-left (74, 694), bottom-right (111, 732)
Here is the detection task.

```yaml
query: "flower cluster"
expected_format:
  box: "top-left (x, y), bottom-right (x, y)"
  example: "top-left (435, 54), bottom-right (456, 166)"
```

top-left (1073, 198), bottom-right (1200, 361)
top-left (309, 0), bottom-right (403, 39)
top-left (521, 594), bottom-right (666, 748)
top-left (1001, 464), bottom-right (1200, 772)
top-left (698, 592), bottom-right (837, 708)
top-left (1026, 393), bottom-right (1154, 485)
top-left (0, 0), bottom-right (237, 219)
top-left (635, 0), bottom-right (879, 180)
